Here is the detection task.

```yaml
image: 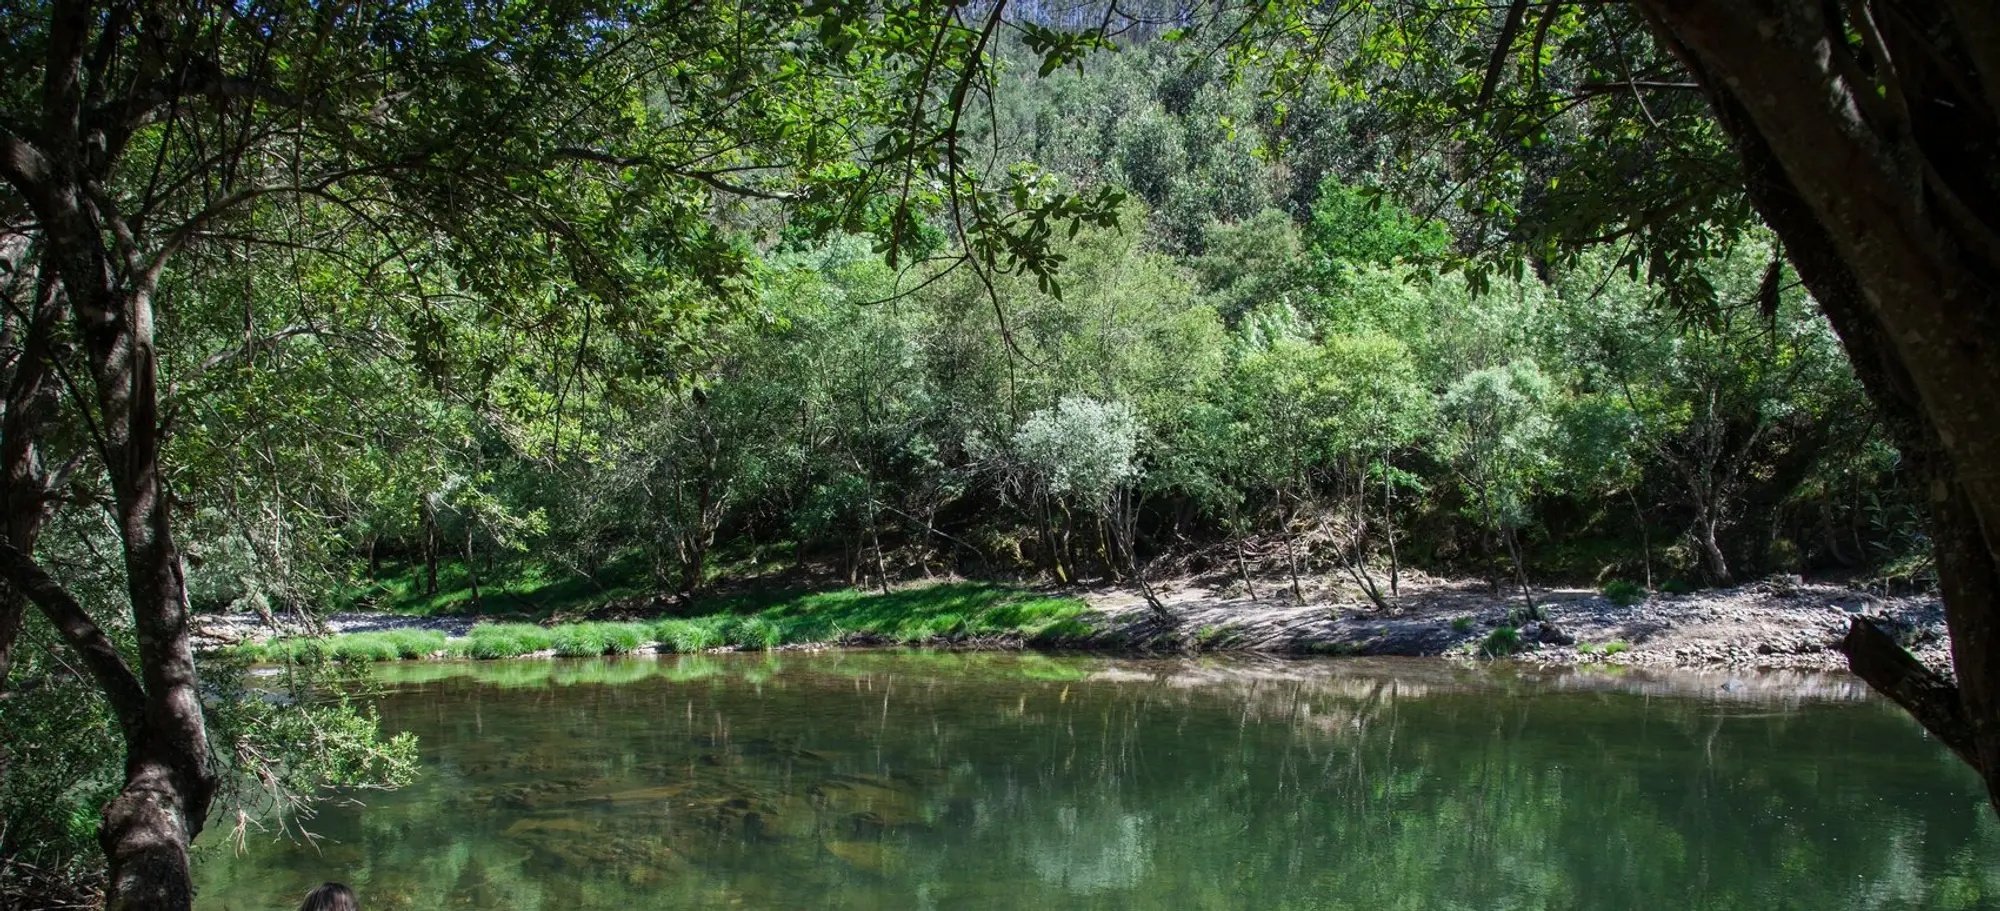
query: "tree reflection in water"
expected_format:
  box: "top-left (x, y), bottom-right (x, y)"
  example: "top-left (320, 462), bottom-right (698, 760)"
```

top-left (196, 654), bottom-right (2000, 910)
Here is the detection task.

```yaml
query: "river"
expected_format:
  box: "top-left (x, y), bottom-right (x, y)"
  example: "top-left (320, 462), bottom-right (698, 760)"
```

top-left (193, 652), bottom-right (2000, 909)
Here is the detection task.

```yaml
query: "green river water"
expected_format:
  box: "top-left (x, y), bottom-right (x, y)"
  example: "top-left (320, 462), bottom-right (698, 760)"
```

top-left (193, 652), bottom-right (2000, 910)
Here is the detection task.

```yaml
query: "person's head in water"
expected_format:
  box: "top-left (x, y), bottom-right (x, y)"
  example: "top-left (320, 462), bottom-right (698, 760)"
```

top-left (299, 882), bottom-right (357, 911)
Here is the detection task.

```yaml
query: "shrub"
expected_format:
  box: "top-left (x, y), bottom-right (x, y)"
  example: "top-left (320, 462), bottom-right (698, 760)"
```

top-left (1601, 580), bottom-right (1647, 607)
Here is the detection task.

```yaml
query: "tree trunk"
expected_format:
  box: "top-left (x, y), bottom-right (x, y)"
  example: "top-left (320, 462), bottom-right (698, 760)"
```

top-left (1694, 510), bottom-right (1731, 585)
top-left (465, 526), bottom-right (482, 611)
top-left (1235, 535), bottom-right (1257, 600)
top-left (1639, 0), bottom-right (2000, 809)
top-left (1629, 488), bottom-right (1654, 591)
top-left (422, 498), bottom-right (440, 596)
top-left (1383, 449), bottom-right (1400, 596)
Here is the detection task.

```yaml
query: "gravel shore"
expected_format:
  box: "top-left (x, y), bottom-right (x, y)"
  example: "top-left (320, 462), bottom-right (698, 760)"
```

top-left (196, 576), bottom-right (1949, 676)
top-left (1083, 576), bottom-right (1948, 673)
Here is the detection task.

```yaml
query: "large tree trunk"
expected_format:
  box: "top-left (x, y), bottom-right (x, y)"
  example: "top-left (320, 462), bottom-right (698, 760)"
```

top-left (2, 104), bottom-right (219, 910)
top-left (1638, 0), bottom-right (2000, 809)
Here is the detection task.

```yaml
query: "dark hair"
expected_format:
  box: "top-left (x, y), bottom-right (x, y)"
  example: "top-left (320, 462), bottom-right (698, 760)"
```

top-left (300, 882), bottom-right (357, 911)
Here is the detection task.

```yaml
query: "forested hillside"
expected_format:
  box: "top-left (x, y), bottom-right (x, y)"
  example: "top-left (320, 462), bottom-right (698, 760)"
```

top-left (199, 38), bottom-right (1906, 620)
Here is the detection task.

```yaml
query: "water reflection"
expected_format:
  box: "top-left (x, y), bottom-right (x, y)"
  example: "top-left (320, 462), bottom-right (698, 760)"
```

top-left (195, 653), bottom-right (2000, 910)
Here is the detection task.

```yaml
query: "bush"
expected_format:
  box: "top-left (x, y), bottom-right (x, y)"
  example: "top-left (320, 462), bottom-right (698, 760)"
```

top-left (1601, 580), bottom-right (1647, 607)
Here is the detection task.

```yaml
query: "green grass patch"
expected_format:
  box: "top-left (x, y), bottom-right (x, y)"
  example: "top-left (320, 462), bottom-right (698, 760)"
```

top-left (450, 623), bottom-right (557, 659)
top-left (1480, 625), bottom-right (1522, 658)
top-left (549, 622), bottom-right (649, 657)
top-left (652, 617), bottom-right (730, 652)
top-left (1601, 580), bottom-right (1647, 607)
top-left (242, 582), bottom-right (1093, 665)
top-left (1450, 616), bottom-right (1475, 633)
top-left (246, 629), bottom-right (446, 664)
top-left (734, 583), bottom-right (1089, 645)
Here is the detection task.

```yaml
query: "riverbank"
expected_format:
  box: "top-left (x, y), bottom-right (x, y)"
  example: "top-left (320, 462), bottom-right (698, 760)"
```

top-left (198, 576), bottom-right (1947, 674)
top-left (1079, 576), bottom-right (1947, 672)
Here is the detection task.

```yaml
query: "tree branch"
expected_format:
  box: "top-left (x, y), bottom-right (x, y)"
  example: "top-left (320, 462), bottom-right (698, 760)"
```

top-left (1476, 0), bottom-right (1532, 116)
top-left (1837, 616), bottom-right (1980, 770)
top-left (0, 541), bottom-right (148, 745)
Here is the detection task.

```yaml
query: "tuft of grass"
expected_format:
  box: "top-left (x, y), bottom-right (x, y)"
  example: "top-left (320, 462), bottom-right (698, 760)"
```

top-left (1450, 616), bottom-right (1475, 633)
top-left (450, 623), bottom-right (556, 659)
top-left (1601, 640), bottom-right (1630, 656)
top-left (550, 622), bottom-right (649, 657)
top-left (1480, 625), bottom-right (1522, 658)
top-left (652, 617), bottom-right (729, 653)
top-left (249, 629), bottom-right (447, 664)
top-left (726, 616), bottom-right (783, 650)
top-left (1601, 579), bottom-right (1647, 607)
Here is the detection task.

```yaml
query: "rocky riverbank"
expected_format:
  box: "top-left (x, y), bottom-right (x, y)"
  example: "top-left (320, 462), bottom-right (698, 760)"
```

top-left (1081, 576), bottom-right (1947, 673)
top-left (196, 576), bottom-right (1948, 676)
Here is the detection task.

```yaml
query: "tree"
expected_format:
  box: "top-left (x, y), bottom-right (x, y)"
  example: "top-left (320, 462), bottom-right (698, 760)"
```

top-left (1011, 396), bottom-right (1163, 614)
top-left (1190, 0), bottom-right (2000, 805)
top-left (1630, 2), bottom-right (2000, 808)
top-left (0, 1), bottom-right (1125, 904)
top-left (1315, 334), bottom-right (1432, 606)
top-left (1439, 360), bottom-right (1555, 616)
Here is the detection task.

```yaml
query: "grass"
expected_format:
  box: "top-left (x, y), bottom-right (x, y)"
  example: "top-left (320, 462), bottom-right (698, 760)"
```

top-left (244, 628), bottom-right (446, 663)
top-left (240, 582), bottom-right (1096, 664)
top-left (1600, 580), bottom-right (1647, 607)
top-left (448, 623), bottom-right (557, 659)
top-left (549, 622), bottom-right (649, 657)
top-left (652, 617), bottom-right (730, 652)
top-left (1450, 616), bottom-right (1476, 633)
top-left (1480, 625), bottom-right (1522, 658)
top-left (1577, 640), bottom-right (1631, 657)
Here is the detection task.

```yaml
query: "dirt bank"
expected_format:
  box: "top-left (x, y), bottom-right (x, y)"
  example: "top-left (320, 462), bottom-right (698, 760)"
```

top-left (1081, 576), bottom-right (1947, 673)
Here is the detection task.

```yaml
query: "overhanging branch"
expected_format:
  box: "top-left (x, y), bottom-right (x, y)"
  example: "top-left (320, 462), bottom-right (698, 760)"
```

top-left (1837, 616), bottom-right (1980, 770)
top-left (0, 541), bottom-right (148, 745)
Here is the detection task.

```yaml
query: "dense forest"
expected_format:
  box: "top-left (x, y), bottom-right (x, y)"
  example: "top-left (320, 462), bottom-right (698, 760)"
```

top-left (3, 1), bottom-right (1997, 908)
top-left (152, 41), bottom-right (1914, 619)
